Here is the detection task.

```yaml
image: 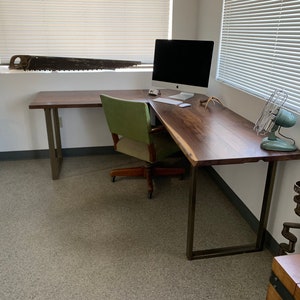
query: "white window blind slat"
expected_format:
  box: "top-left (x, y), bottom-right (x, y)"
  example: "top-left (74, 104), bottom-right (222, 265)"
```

top-left (217, 0), bottom-right (300, 113)
top-left (0, 0), bottom-right (170, 64)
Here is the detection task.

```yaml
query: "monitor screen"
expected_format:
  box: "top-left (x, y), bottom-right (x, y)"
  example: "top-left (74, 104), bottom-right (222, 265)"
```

top-left (152, 39), bottom-right (214, 99)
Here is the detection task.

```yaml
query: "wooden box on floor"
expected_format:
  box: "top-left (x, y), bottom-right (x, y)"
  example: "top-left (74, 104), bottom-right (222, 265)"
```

top-left (266, 254), bottom-right (300, 300)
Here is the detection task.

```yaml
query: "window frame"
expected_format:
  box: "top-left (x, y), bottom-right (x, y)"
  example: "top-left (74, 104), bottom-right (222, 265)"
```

top-left (0, 0), bottom-right (172, 66)
top-left (217, 0), bottom-right (300, 114)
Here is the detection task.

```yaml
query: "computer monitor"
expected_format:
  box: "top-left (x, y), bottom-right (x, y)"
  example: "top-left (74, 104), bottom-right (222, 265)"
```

top-left (151, 39), bottom-right (214, 100)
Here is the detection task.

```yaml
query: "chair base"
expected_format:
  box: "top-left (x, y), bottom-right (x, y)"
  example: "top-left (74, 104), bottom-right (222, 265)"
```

top-left (110, 165), bottom-right (185, 198)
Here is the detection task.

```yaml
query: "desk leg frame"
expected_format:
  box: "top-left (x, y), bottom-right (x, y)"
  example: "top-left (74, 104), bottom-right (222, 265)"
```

top-left (44, 108), bottom-right (63, 180)
top-left (186, 161), bottom-right (278, 260)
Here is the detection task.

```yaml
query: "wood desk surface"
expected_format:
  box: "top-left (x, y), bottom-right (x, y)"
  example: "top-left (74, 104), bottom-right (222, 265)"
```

top-left (150, 97), bottom-right (300, 167)
top-left (273, 254), bottom-right (300, 285)
top-left (29, 89), bottom-right (300, 167)
top-left (272, 254), bottom-right (300, 299)
top-left (29, 89), bottom-right (151, 109)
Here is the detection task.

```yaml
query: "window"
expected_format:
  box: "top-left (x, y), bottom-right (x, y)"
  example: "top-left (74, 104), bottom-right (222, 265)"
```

top-left (0, 0), bottom-right (171, 65)
top-left (217, 0), bottom-right (300, 113)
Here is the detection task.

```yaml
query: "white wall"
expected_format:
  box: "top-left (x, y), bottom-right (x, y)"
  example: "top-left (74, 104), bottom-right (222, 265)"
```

top-left (0, 70), bottom-right (152, 151)
top-left (198, 0), bottom-right (300, 252)
top-left (172, 0), bottom-right (199, 39)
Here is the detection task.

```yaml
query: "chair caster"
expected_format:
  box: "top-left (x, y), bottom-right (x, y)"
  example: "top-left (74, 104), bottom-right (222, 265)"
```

top-left (111, 176), bottom-right (116, 182)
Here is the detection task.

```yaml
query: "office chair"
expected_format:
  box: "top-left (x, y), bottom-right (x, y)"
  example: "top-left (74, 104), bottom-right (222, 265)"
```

top-left (100, 94), bottom-right (185, 198)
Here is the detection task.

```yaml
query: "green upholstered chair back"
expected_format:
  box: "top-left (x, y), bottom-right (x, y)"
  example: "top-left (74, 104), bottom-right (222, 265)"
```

top-left (100, 95), bottom-right (152, 145)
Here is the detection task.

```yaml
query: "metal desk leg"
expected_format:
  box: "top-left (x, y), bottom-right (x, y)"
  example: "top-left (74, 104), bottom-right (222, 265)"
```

top-left (53, 108), bottom-right (62, 162)
top-left (186, 161), bottom-right (278, 260)
top-left (256, 161), bottom-right (278, 250)
top-left (186, 166), bottom-right (198, 260)
top-left (44, 108), bottom-right (63, 180)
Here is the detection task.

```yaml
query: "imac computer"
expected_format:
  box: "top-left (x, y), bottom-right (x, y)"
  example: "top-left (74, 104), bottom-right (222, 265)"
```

top-left (151, 39), bottom-right (214, 100)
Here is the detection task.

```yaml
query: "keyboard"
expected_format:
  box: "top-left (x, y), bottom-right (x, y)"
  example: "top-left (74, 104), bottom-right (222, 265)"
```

top-left (153, 97), bottom-right (183, 106)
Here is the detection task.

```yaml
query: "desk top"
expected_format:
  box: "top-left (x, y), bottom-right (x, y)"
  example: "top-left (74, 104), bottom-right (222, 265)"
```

top-left (29, 89), bottom-right (206, 109)
top-left (150, 96), bottom-right (300, 166)
top-left (29, 89), bottom-right (300, 166)
top-left (29, 89), bottom-right (152, 109)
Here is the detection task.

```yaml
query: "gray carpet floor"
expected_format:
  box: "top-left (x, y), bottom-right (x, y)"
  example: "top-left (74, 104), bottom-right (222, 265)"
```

top-left (0, 154), bottom-right (273, 300)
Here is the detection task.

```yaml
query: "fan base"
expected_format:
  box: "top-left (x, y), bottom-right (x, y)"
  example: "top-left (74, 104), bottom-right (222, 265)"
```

top-left (261, 137), bottom-right (297, 152)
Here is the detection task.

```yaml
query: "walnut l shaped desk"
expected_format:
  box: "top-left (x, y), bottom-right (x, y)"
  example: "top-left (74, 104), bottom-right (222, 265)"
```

top-left (29, 89), bottom-right (300, 260)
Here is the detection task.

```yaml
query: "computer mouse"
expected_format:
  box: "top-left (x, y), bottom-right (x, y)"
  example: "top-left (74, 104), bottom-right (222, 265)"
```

top-left (178, 103), bottom-right (191, 108)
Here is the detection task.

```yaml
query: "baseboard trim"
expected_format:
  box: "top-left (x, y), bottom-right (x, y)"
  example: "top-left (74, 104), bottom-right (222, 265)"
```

top-left (0, 146), bottom-right (115, 161)
top-left (205, 166), bottom-right (280, 256)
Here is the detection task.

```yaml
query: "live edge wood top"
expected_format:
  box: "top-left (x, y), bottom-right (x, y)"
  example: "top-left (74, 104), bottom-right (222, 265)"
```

top-left (150, 94), bottom-right (300, 167)
top-left (29, 89), bottom-right (300, 167)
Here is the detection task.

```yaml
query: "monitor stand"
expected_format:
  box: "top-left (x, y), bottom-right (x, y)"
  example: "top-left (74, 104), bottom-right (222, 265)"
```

top-left (169, 92), bottom-right (194, 101)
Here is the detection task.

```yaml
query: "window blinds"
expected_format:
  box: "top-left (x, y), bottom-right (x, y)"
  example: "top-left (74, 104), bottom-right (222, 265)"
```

top-left (0, 0), bottom-right (170, 64)
top-left (217, 0), bottom-right (300, 113)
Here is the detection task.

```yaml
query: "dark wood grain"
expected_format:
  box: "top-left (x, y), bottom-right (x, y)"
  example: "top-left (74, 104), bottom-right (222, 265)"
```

top-left (29, 89), bottom-right (300, 166)
top-left (29, 90), bottom-right (150, 109)
top-left (150, 95), bottom-right (300, 167)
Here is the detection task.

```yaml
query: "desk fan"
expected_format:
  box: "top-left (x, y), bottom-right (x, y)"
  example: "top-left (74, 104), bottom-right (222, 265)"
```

top-left (254, 89), bottom-right (297, 151)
